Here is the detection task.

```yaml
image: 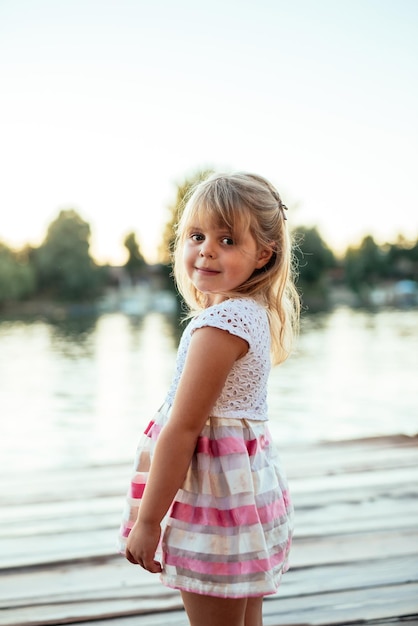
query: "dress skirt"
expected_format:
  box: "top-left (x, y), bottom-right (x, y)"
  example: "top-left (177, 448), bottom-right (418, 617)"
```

top-left (119, 402), bottom-right (294, 598)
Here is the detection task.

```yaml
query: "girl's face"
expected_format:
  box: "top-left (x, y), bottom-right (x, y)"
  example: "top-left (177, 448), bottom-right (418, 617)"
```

top-left (182, 216), bottom-right (272, 305)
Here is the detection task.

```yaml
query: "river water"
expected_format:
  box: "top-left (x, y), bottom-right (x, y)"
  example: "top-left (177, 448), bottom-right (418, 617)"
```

top-left (0, 306), bottom-right (417, 474)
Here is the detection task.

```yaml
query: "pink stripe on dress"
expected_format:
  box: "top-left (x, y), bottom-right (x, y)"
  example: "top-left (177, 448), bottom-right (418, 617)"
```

top-left (196, 436), bottom-right (258, 456)
top-left (171, 502), bottom-right (257, 526)
top-left (170, 500), bottom-right (287, 527)
top-left (130, 479), bottom-right (146, 499)
top-left (120, 521), bottom-right (134, 538)
top-left (144, 420), bottom-right (155, 435)
top-left (257, 496), bottom-right (288, 522)
top-left (165, 548), bottom-right (287, 576)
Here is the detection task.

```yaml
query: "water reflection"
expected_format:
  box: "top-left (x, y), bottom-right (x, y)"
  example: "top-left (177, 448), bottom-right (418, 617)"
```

top-left (48, 315), bottom-right (98, 358)
top-left (267, 307), bottom-right (418, 444)
top-left (0, 307), bottom-right (416, 475)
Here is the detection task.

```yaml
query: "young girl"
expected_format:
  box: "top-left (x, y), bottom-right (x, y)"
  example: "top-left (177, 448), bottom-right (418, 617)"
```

top-left (119, 171), bottom-right (300, 626)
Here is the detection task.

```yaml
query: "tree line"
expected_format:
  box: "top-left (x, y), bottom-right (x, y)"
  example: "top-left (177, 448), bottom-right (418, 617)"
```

top-left (0, 172), bottom-right (417, 311)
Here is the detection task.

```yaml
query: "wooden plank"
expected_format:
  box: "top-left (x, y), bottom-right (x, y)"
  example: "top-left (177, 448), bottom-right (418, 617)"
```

top-left (362, 622), bottom-right (418, 625)
top-left (0, 593), bottom-right (184, 626)
top-left (3, 461), bottom-right (417, 519)
top-left (1, 436), bottom-right (416, 505)
top-left (1, 520), bottom-right (418, 571)
top-left (2, 582), bottom-right (416, 626)
top-left (1, 477), bottom-right (418, 569)
top-left (1, 554), bottom-right (416, 609)
top-left (282, 437), bottom-right (418, 478)
top-left (2, 453), bottom-right (417, 531)
top-left (289, 465), bottom-right (418, 497)
top-left (291, 528), bottom-right (418, 568)
top-left (17, 612), bottom-right (416, 626)
top-left (263, 583), bottom-right (418, 625)
top-left (61, 614), bottom-right (187, 626)
top-left (2, 484), bottom-right (417, 543)
top-left (6, 438), bottom-right (409, 499)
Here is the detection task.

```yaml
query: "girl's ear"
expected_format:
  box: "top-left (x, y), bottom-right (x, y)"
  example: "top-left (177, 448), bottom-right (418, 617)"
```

top-left (255, 245), bottom-right (274, 269)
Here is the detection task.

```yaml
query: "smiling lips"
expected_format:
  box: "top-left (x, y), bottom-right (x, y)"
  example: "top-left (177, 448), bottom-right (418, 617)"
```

top-left (195, 266), bottom-right (220, 275)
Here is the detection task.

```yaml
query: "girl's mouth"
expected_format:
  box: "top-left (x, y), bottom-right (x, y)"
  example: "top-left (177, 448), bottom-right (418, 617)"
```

top-left (195, 266), bottom-right (219, 275)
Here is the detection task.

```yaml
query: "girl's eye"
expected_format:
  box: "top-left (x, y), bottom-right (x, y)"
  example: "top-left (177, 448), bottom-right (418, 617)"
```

top-left (191, 233), bottom-right (204, 242)
top-left (222, 237), bottom-right (234, 246)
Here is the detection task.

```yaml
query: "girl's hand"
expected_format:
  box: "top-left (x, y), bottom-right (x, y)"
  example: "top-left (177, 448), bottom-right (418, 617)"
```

top-left (125, 519), bottom-right (162, 573)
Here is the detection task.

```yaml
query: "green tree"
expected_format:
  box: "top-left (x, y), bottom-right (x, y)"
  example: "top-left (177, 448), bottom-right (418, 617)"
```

top-left (344, 235), bottom-right (386, 292)
top-left (33, 209), bottom-right (106, 300)
top-left (123, 232), bottom-right (147, 282)
top-left (293, 226), bottom-right (336, 310)
top-left (385, 235), bottom-right (418, 281)
top-left (0, 242), bottom-right (36, 305)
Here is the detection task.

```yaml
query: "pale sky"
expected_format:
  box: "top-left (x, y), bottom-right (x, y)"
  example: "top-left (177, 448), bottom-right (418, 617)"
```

top-left (1, 0), bottom-right (417, 264)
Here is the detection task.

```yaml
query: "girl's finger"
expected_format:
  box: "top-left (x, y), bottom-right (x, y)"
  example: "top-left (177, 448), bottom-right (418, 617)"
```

top-left (143, 558), bottom-right (163, 573)
top-left (125, 548), bottom-right (139, 565)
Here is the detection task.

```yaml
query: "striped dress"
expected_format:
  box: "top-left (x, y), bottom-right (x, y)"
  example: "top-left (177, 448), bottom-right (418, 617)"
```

top-left (119, 297), bottom-right (294, 598)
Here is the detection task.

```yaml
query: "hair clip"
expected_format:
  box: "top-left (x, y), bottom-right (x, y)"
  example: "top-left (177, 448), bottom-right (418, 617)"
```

top-left (271, 189), bottom-right (288, 220)
top-left (280, 203), bottom-right (288, 220)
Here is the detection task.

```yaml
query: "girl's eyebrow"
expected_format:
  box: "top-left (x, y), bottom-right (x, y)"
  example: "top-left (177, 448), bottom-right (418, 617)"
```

top-left (187, 224), bottom-right (232, 234)
top-left (185, 225), bottom-right (202, 234)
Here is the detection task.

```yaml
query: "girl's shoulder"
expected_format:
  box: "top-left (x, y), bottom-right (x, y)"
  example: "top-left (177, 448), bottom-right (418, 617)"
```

top-left (190, 297), bottom-right (268, 337)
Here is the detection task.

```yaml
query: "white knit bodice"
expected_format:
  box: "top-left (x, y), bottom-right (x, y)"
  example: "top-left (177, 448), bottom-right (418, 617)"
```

top-left (165, 298), bottom-right (271, 420)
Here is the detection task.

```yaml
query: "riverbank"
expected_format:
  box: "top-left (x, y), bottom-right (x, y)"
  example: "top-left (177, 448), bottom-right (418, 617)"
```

top-left (0, 286), bottom-right (179, 320)
top-left (2, 281), bottom-right (417, 322)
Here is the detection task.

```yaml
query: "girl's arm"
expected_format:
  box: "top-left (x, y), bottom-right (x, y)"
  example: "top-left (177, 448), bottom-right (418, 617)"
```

top-left (125, 325), bottom-right (248, 572)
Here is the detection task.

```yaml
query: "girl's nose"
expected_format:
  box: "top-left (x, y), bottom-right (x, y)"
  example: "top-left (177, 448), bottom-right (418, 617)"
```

top-left (199, 242), bottom-right (215, 258)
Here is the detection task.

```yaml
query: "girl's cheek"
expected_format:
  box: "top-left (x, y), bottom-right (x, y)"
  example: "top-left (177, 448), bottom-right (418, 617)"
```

top-left (183, 245), bottom-right (195, 270)
top-left (183, 245), bottom-right (191, 263)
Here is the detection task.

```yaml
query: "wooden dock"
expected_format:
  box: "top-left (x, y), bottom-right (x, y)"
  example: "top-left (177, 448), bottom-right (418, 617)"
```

top-left (1, 435), bottom-right (417, 626)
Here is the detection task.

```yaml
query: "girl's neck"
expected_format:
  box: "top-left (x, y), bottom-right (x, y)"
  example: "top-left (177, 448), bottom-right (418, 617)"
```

top-left (204, 294), bottom-right (254, 308)
top-left (207, 294), bottom-right (227, 307)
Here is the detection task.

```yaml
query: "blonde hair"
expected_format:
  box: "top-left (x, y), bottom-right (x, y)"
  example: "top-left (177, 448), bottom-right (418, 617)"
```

top-left (173, 172), bottom-right (300, 364)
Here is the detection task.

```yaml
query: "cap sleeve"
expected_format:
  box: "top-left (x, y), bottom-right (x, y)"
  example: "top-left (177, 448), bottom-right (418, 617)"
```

top-left (191, 299), bottom-right (259, 346)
